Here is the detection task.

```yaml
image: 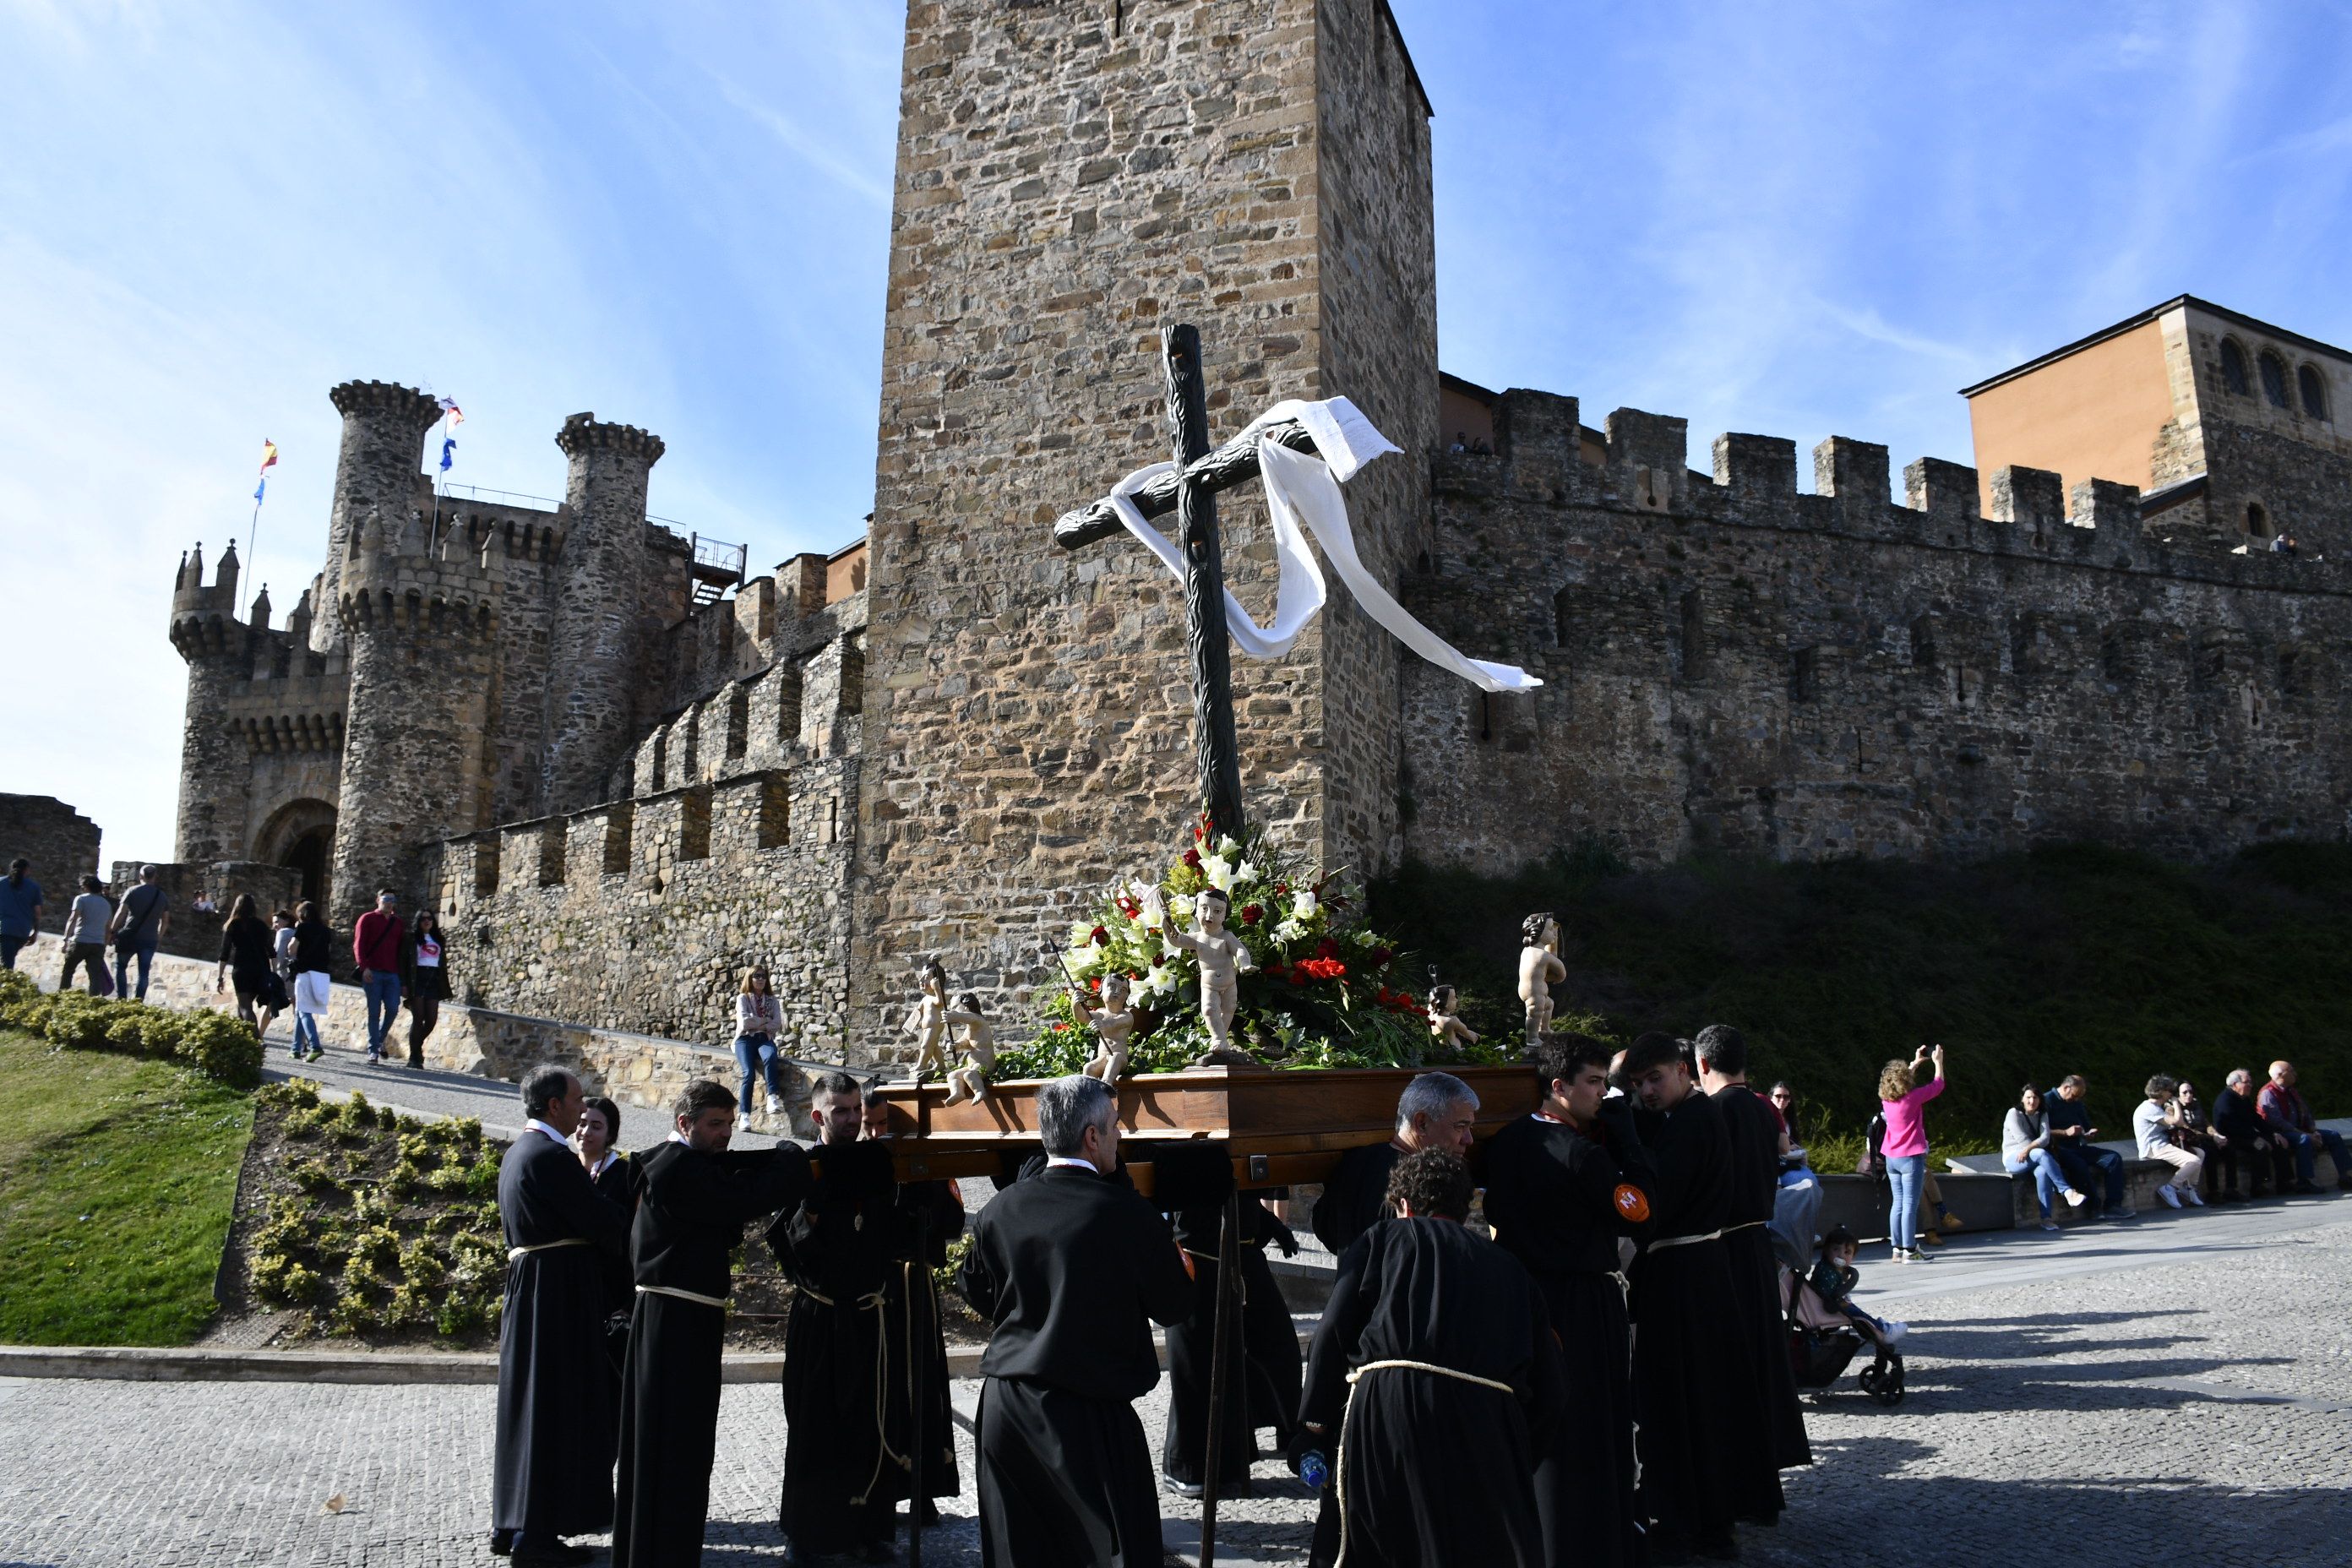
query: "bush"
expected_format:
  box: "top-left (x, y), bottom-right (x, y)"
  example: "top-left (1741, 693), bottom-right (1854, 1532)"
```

top-left (0, 977), bottom-right (260, 1091)
top-left (175, 1010), bottom-right (261, 1090)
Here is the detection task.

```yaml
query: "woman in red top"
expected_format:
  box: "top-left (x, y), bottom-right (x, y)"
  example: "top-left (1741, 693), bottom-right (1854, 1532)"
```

top-left (1877, 1043), bottom-right (1946, 1262)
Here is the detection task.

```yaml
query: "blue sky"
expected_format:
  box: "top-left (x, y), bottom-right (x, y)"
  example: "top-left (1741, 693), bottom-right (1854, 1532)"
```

top-left (4, 0), bottom-right (2349, 866)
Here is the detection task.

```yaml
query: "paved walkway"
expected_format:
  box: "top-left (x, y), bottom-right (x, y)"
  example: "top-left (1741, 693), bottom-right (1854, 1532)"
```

top-left (2, 1194), bottom-right (2345, 1566)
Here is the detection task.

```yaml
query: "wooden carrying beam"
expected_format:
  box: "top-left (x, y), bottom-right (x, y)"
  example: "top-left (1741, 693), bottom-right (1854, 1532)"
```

top-left (1052, 419), bottom-right (1322, 550)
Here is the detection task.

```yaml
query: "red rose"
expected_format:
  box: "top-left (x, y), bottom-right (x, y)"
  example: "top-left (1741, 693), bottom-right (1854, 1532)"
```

top-left (1091, 926), bottom-right (1109, 945)
top-left (1090, 977), bottom-right (1101, 992)
top-left (1289, 970), bottom-right (1308, 986)
top-left (1373, 947), bottom-right (1396, 967)
top-left (1315, 937), bottom-right (1340, 961)
top-left (1241, 904), bottom-right (1263, 925)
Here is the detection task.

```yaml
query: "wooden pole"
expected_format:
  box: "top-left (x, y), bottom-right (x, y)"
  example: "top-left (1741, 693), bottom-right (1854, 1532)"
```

top-left (1196, 1184), bottom-right (1245, 1567)
top-left (906, 1202), bottom-right (929, 1568)
top-left (1163, 324), bottom-right (1246, 845)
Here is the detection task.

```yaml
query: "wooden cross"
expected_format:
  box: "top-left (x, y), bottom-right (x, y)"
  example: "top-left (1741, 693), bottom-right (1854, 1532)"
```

top-left (1054, 323), bottom-right (1326, 844)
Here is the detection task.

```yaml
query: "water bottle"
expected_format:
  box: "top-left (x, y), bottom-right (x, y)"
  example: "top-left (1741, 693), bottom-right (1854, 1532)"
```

top-left (1298, 1449), bottom-right (1330, 1491)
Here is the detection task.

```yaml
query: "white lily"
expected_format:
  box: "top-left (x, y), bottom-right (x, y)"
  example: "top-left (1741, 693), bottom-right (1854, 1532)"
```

top-left (1292, 889), bottom-right (1318, 919)
top-left (1204, 855), bottom-right (1234, 891)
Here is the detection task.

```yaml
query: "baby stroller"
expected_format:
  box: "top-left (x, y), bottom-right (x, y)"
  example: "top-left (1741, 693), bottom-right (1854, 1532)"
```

top-left (1774, 1232), bottom-right (1904, 1407)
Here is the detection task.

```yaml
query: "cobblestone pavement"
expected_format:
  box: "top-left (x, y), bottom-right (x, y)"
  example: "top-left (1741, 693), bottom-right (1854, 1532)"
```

top-left (2, 1200), bottom-right (2347, 1566)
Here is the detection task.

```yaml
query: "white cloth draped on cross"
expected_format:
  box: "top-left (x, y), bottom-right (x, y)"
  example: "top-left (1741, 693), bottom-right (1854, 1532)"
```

top-left (1100, 396), bottom-right (1543, 693)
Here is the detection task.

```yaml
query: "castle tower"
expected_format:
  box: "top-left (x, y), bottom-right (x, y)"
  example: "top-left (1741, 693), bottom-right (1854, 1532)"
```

top-left (541, 413), bottom-right (667, 813)
top-left (169, 541), bottom-right (257, 863)
top-left (315, 381), bottom-right (442, 655)
top-left (847, 0), bottom-right (1438, 1050)
top-left (328, 507), bottom-right (502, 912)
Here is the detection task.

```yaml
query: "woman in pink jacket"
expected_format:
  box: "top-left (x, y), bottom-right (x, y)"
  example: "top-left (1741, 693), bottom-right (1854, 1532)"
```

top-left (1878, 1043), bottom-right (1946, 1262)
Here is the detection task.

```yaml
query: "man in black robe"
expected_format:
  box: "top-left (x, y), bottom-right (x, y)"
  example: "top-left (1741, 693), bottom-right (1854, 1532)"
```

top-left (613, 1079), bottom-right (813, 1568)
top-left (1297, 1148), bottom-right (1567, 1568)
top-left (1160, 1191), bottom-right (1302, 1498)
top-left (1623, 1032), bottom-right (1763, 1564)
top-left (1480, 1033), bottom-right (1657, 1568)
top-left (493, 1064), bottom-right (631, 1567)
top-left (1696, 1023), bottom-right (1812, 1511)
top-left (1309, 1070), bottom-right (1480, 1257)
top-left (771, 1072), bottom-right (960, 1564)
top-left (958, 1073), bottom-right (1193, 1568)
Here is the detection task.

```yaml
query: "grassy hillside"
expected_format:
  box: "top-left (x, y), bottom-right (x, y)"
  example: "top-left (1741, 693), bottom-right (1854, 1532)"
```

top-left (0, 1029), bottom-right (254, 1345)
top-left (1370, 841), bottom-right (2352, 1157)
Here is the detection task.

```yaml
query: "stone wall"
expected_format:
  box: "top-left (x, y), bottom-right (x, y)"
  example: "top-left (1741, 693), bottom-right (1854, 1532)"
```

top-left (0, 796), bottom-right (101, 930)
top-left (103, 861), bottom-right (305, 962)
top-left (1401, 389), bottom-right (2352, 872)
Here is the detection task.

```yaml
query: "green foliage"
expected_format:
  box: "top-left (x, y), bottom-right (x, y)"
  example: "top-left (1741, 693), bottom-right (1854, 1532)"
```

top-left (0, 974), bottom-right (260, 1089)
top-left (1371, 840), bottom-right (2352, 1148)
top-left (934, 1230), bottom-right (974, 1299)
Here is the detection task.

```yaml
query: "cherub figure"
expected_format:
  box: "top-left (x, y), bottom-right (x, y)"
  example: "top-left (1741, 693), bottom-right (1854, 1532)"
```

top-left (1519, 912), bottom-right (1566, 1046)
top-left (1144, 884), bottom-right (1257, 1056)
top-left (1427, 983), bottom-right (1481, 1056)
top-left (940, 991), bottom-right (997, 1105)
top-left (901, 958), bottom-right (950, 1081)
top-left (1076, 972), bottom-right (1138, 1083)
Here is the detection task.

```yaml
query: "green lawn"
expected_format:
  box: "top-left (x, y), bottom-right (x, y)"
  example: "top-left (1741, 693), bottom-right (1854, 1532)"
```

top-left (0, 1028), bottom-right (254, 1345)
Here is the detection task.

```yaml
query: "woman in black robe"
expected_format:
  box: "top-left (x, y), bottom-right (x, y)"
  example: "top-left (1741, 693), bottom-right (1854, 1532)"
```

top-left (1161, 1193), bottom-right (1304, 1495)
top-left (1298, 1148), bottom-right (1566, 1568)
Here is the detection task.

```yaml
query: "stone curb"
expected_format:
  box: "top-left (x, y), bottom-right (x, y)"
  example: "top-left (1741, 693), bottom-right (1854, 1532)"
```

top-left (0, 1346), bottom-right (899, 1386)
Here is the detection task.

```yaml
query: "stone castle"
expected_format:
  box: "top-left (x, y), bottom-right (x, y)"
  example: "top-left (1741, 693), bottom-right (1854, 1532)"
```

top-left (156, 0), bottom-right (2352, 1064)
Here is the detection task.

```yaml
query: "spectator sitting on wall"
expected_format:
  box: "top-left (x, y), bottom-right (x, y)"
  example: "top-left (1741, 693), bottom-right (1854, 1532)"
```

top-left (2044, 1075), bottom-right (2134, 1219)
top-left (2214, 1069), bottom-right (2292, 1198)
top-left (352, 890), bottom-right (406, 1067)
top-left (191, 890), bottom-right (217, 917)
top-left (106, 864), bottom-right (168, 1002)
top-left (2132, 1075), bottom-right (2207, 1210)
top-left (59, 875), bottom-right (112, 994)
top-left (1471, 436), bottom-right (1494, 455)
top-left (2003, 1084), bottom-right (2086, 1230)
top-left (1766, 1081), bottom-right (1809, 1180)
top-left (1448, 432), bottom-right (1467, 455)
top-left (2258, 1060), bottom-right (2352, 1195)
top-left (0, 858), bottom-right (43, 972)
top-left (2167, 1079), bottom-right (2245, 1204)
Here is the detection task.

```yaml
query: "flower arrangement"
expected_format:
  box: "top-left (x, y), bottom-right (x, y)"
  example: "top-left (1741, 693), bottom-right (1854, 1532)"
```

top-left (991, 818), bottom-right (1511, 1078)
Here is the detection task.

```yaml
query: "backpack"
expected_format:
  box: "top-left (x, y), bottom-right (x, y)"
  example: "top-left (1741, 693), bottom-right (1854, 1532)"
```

top-left (1856, 1113), bottom-right (1887, 1177)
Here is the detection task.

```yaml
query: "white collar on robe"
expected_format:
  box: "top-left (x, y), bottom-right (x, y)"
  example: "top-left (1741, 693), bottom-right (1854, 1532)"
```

top-left (525, 1118), bottom-right (570, 1148)
top-left (1045, 1155), bottom-right (1100, 1174)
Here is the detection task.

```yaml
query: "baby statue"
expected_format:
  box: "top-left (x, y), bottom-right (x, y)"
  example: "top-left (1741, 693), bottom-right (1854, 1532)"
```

top-left (1145, 884), bottom-right (1257, 1057)
top-left (1077, 972), bottom-right (1138, 1083)
top-left (902, 958), bottom-right (950, 1082)
top-left (1518, 912), bottom-right (1566, 1046)
top-left (939, 991), bottom-right (996, 1105)
top-left (1427, 983), bottom-right (1481, 1055)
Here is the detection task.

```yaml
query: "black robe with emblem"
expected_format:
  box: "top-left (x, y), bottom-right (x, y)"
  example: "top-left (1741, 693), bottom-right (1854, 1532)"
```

top-left (768, 1141), bottom-right (963, 1554)
top-left (958, 1162), bottom-right (1194, 1568)
top-left (493, 1129), bottom-right (630, 1543)
top-left (1161, 1194), bottom-right (1304, 1490)
top-left (1310, 1142), bottom-right (1401, 1258)
top-left (1629, 1089), bottom-right (1764, 1551)
top-left (1479, 1100), bottom-right (1656, 1568)
top-left (1300, 1216), bottom-right (1568, 1568)
top-left (1715, 1081), bottom-right (1812, 1486)
top-left (591, 1153), bottom-right (640, 1380)
top-left (612, 1138), bottom-right (813, 1568)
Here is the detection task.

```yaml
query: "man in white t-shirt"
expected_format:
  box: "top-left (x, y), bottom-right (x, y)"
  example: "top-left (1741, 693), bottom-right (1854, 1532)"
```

top-left (2133, 1075), bottom-right (2206, 1209)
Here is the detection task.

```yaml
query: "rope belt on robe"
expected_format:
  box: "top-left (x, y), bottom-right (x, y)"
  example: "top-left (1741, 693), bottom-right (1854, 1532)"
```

top-left (800, 1266), bottom-right (939, 1508)
top-left (1645, 1228), bottom-right (1725, 1253)
top-left (636, 1282), bottom-right (729, 1309)
top-left (507, 1237), bottom-right (593, 1265)
top-left (1331, 1359), bottom-right (1519, 1568)
top-left (1098, 396), bottom-right (1543, 694)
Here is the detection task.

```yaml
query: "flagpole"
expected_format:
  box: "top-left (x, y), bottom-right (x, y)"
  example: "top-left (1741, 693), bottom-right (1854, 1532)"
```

top-left (244, 493), bottom-right (262, 622)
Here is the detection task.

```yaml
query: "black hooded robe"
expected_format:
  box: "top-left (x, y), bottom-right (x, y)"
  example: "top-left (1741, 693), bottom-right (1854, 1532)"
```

top-left (769, 1149), bottom-right (963, 1554)
top-left (492, 1130), bottom-right (631, 1545)
top-left (1161, 1195), bottom-right (1304, 1491)
top-left (1629, 1089), bottom-right (1764, 1555)
top-left (1480, 1102), bottom-right (1656, 1568)
top-left (611, 1139), bottom-right (813, 1568)
top-left (1715, 1081), bottom-right (1813, 1485)
top-left (1310, 1141), bottom-right (1402, 1257)
top-left (1300, 1217), bottom-right (1567, 1568)
top-left (958, 1162), bottom-right (1194, 1568)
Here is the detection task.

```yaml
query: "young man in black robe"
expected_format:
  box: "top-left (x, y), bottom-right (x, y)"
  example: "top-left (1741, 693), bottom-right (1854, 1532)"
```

top-left (1159, 1190), bottom-right (1302, 1498)
top-left (1480, 1033), bottom-right (1657, 1568)
top-left (1696, 1022), bottom-right (1812, 1505)
top-left (1297, 1148), bottom-right (1567, 1568)
top-left (1309, 1070), bottom-right (1479, 1255)
top-left (612, 1079), bottom-right (813, 1568)
top-left (1623, 1032), bottom-right (1762, 1564)
top-left (957, 1073), bottom-right (1194, 1568)
top-left (492, 1064), bottom-right (631, 1567)
top-left (771, 1072), bottom-right (960, 1564)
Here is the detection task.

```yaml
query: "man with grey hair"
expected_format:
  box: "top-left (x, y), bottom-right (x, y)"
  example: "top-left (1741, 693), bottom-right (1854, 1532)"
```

top-left (1310, 1070), bottom-right (1480, 1258)
top-left (106, 863), bottom-right (168, 1001)
top-left (960, 1074), bottom-right (1193, 1567)
top-left (493, 1065), bottom-right (629, 1565)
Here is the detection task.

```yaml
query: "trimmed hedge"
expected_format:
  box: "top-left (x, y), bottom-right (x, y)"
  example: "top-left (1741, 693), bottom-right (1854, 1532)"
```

top-left (0, 971), bottom-right (264, 1090)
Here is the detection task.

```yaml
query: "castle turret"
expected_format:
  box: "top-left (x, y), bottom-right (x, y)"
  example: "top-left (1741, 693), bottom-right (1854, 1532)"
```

top-left (541, 413), bottom-right (667, 813)
top-left (169, 542), bottom-right (257, 863)
top-left (315, 380), bottom-right (442, 656)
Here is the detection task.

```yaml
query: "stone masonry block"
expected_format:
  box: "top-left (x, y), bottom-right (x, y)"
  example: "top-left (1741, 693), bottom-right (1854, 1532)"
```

top-left (1989, 465), bottom-right (2066, 537)
top-left (1604, 409), bottom-right (1690, 513)
top-left (1712, 433), bottom-right (1798, 498)
top-left (1904, 457), bottom-right (1982, 524)
top-left (1813, 437), bottom-right (1890, 505)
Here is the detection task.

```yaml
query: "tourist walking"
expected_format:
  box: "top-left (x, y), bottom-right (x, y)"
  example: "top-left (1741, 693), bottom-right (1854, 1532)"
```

top-left (732, 967), bottom-right (787, 1124)
top-left (105, 864), bottom-right (168, 1000)
top-left (215, 894), bottom-right (281, 1035)
top-left (0, 859), bottom-right (45, 972)
top-left (1879, 1044), bottom-right (1946, 1261)
top-left (400, 911), bottom-right (450, 1070)
top-left (2133, 1076), bottom-right (2207, 1208)
top-left (58, 875), bottom-right (112, 994)
top-left (2003, 1085), bottom-right (2085, 1229)
top-left (288, 901), bottom-right (332, 1062)
top-left (352, 890), bottom-right (405, 1065)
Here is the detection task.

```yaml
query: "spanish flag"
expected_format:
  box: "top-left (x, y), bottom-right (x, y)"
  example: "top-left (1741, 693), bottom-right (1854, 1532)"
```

top-left (258, 439), bottom-right (279, 474)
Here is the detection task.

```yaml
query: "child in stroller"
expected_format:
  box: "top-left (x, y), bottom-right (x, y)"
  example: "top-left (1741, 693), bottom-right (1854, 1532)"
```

top-left (1778, 1224), bottom-right (1907, 1405)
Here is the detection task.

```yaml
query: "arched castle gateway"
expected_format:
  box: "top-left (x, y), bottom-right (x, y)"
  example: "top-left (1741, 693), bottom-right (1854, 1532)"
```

top-left (164, 0), bottom-right (2352, 1065)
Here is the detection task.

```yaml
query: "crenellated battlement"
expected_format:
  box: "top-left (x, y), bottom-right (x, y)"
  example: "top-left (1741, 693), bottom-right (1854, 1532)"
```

top-left (556, 412), bottom-right (666, 467)
top-left (329, 379), bottom-right (443, 426)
